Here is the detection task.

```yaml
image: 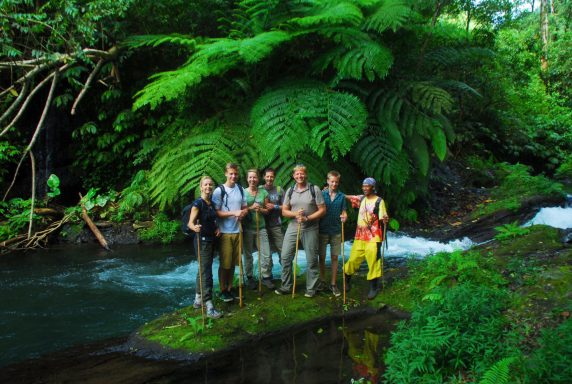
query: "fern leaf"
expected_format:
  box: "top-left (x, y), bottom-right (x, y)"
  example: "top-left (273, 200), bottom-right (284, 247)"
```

top-left (429, 121), bottom-right (447, 161)
top-left (332, 40), bottom-right (394, 81)
top-left (289, 2), bottom-right (364, 28)
top-left (239, 31), bottom-right (291, 63)
top-left (123, 34), bottom-right (197, 49)
top-left (409, 82), bottom-right (454, 115)
top-left (251, 81), bottom-right (367, 161)
top-left (425, 46), bottom-right (494, 68)
top-left (363, 0), bottom-right (411, 33)
top-left (479, 357), bottom-right (516, 384)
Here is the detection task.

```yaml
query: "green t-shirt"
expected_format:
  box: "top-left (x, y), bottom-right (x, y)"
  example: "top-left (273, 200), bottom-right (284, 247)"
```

top-left (244, 187), bottom-right (268, 232)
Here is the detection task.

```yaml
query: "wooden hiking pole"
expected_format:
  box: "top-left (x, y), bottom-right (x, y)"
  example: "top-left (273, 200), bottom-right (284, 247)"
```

top-left (196, 223), bottom-right (206, 327)
top-left (292, 221), bottom-right (302, 298)
top-left (341, 220), bottom-right (346, 305)
top-left (380, 221), bottom-right (387, 291)
top-left (238, 222), bottom-right (244, 308)
top-left (256, 210), bottom-right (262, 294)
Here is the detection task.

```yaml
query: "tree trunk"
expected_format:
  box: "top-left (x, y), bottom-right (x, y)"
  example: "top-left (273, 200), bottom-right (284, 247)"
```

top-left (540, 0), bottom-right (550, 72)
top-left (79, 193), bottom-right (111, 251)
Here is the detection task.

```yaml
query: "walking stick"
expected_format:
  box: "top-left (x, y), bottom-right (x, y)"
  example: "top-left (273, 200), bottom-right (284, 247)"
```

top-left (238, 221), bottom-right (244, 308)
top-left (196, 221), bottom-right (206, 327)
top-left (380, 221), bottom-right (387, 291)
top-left (256, 210), bottom-right (262, 294)
top-left (341, 220), bottom-right (346, 305)
top-left (292, 221), bottom-right (302, 298)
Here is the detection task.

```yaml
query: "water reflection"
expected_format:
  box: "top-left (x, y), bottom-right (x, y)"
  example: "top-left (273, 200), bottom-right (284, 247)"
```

top-left (0, 311), bottom-right (400, 384)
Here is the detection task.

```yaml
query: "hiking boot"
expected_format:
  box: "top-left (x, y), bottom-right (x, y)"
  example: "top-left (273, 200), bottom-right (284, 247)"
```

top-left (304, 291), bottom-right (316, 298)
top-left (344, 274), bottom-right (352, 292)
top-left (231, 287), bottom-right (243, 300)
top-left (367, 278), bottom-right (380, 300)
top-left (221, 291), bottom-right (234, 303)
top-left (262, 278), bottom-right (275, 289)
top-left (247, 277), bottom-right (257, 290)
top-left (275, 287), bottom-right (290, 295)
top-left (316, 280), bottom-right (328, 292)
top-left (193, 301), bottom-right (202, 309)
top-left (206, 307), bottom-right (222, 319)
top-left (330, 285), bottom-right (341, 297)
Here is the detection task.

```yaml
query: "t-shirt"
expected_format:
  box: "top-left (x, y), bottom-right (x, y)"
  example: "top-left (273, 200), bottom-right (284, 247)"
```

top-left (319, 190), bottom-right (347, 235)
top-left (191, 198), bottom-right (218, 240)
top-left (263, 185), bottom-right (284, 228)
top-left (243, 187), bottom-right (268, 232)
top-left (212, 184), bottom-right (247, 234)
top-left (283, 184), bottom-right (325, 231)
top-left (349, 195), bottom-right (387, 242)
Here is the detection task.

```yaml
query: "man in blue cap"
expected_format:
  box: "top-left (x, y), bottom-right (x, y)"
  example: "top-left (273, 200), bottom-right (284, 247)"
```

top-left (344, 177), bottom-right (389, 300)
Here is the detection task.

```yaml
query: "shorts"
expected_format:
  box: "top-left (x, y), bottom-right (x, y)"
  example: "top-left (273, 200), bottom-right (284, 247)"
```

top-left (319, 233), bottom-right (342, 258)
top-left (219, 233), bottom-right (240, 269)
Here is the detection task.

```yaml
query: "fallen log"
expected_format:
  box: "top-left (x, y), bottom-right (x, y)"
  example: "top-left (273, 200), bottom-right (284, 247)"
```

top-left (79, 193), bottom-right (111, 251)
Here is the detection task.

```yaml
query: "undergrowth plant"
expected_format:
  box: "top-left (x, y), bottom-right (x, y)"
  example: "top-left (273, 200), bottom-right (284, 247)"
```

top-left (138, 212), bottom-right (179, 244)
top-left (384, 283), bottom-right (518, 383)
top-left (494, 221), bottom-right (530, 241)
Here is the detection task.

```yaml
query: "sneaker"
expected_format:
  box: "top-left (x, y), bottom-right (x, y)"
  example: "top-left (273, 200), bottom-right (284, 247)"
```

top-left (262, 278), bottom-right (275, 289)
top-left (206, 307), bottom-right (222, 319)
top-left (221, 291), bottom-right (234, 303)
top-left (247, 277), bottom-right (257, 290)
top-left (316, 280), bottom-right (328, 292)
top-left (304, 291), bottom-right (316, 298)
top-left (193, 301), bottom-right (202, 309)
top-left (275, 287), bottom-right (290, 295)
top-left (330, 285), bottom-right (341, 297)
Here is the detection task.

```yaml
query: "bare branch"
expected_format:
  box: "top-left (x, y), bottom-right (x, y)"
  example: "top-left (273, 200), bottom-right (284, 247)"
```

top-left (0, 80), bottom-right (29, 126)
top-left (1, 63), bottom-right (70, 138)
top-left (71, 58), bottom-right (104, 115)
top-left (3, 71), bottom-right (59, 201)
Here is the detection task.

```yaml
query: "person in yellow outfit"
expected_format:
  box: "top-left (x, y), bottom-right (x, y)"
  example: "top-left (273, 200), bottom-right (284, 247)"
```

top-left (344, 177), bottom-right (389, 300)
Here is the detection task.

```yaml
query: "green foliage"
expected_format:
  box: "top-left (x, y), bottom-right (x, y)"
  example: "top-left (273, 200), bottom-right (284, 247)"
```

top-left (384, 283), bottom-right (516, 383)
top-left (474, 163), bottom-right (565, 218)
top-left (494, 221), bottom-right (530, 241)
top-left (251, 81), bottom-right (367, 161)
top-left (46, 174), bottom-right (61, 199)
top-left (0, 141), bottom-right (20, 184)
top-left (0, 198), bottom-right (36, 241)
top-left (524, 319), bottom-right (572, 384)
top-left (479, 357), bottom-right (516, 384)
top-left (138, 213), bottom-right (179, 244)
top-left (115, 170), bottom-right (150, 221)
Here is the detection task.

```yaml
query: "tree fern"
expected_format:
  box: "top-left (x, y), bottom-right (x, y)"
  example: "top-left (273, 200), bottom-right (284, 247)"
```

top-left (425, 47), bottom-right (494, 68)
top-left (363, 0), bottom-right (412, 34)
top-left (251, 80), bottom-right (367, 161)
top-left (238, 31), bottom-right (292, 63)
top-left (409, 132), bottom-right (429, 176)
top-left (122, 34), bottom-right (197, 49)
top-left (479, 357), bottom-right (516, 384)
top-left (408, 82), bottom-right (454, 115)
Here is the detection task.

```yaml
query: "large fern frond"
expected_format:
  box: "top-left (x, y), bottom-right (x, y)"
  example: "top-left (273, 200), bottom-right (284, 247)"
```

top-left (265, 151), bottom-right (333, 190)
top-left (289, 1), bottom-right (364, 28)
top-left (147, 120), bottom-right (243, 209)
top-left (351, 125), bottom-right (411, 186)
top-left (238, 31), bottom-right (291, 63)
top-left (251, 80), bottom-right (367, 161)
top-left (408, 82), bottom-right (454, 115)
top-left (122, 34), bottom-right (197, 49)
top-left (479, 357), bottom-right (516, 384)
top-left (363, 0), bottom-right (412, 34)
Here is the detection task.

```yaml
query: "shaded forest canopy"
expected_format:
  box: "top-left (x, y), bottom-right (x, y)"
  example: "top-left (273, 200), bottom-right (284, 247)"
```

top-left (1, 0), bottom-right (572, 240)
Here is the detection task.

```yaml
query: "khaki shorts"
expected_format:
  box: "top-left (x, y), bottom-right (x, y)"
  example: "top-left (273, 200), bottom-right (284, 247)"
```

top-left (219, 233), bottom-right (240, 269)
top-left (319, 233), bottom-right (342, 258)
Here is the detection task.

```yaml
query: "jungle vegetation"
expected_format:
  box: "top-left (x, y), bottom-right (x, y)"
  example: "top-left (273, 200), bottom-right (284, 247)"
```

top-left (1, 1), bottom-right (572, 383)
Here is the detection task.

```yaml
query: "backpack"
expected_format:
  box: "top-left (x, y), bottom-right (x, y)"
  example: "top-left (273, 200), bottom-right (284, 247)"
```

top-left (181, 203), bottom-right (194, 236)
top-left (286, 183), bottom-right (316, 202)
top-left (217, 183), bottom-right (244, 210)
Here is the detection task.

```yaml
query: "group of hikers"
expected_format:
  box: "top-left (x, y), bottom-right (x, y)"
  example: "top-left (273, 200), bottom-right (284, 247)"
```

top-left (186, 163), bottom-right (389, 319)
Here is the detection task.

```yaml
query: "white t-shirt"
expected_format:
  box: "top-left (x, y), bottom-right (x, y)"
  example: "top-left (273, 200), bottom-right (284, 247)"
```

top-left (212, 184), bottom-right (247, 234)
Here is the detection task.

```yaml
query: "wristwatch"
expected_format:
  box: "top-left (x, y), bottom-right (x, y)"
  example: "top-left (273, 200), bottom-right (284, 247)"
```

top-left (274, 204), bottom-right (279, 210)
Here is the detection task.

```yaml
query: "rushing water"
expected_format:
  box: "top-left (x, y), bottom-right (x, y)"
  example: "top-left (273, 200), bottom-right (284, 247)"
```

top-left (0, 232), bottom-right (476, 369)
top-left (524, 206), bottom-right (572, 229)
top-left (4, 207), bottom-right (571, 382)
